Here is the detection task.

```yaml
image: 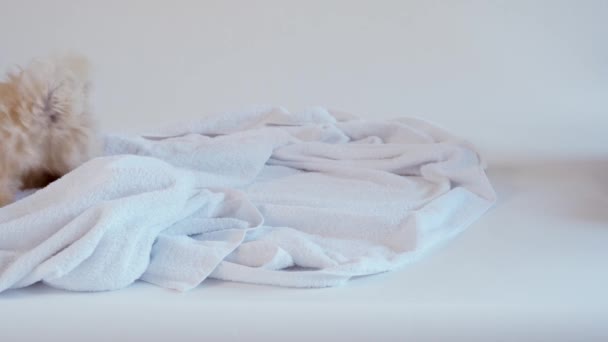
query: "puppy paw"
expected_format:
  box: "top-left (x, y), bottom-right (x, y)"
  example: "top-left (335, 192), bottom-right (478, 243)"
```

top-left (0, 190), bottom-right (13, 208)
top-left (0, 177), bottom-right (18, 208)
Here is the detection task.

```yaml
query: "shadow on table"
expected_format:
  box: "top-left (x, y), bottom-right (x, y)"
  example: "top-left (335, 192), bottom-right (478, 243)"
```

top-left (486, 158), bottom-right (608, 224)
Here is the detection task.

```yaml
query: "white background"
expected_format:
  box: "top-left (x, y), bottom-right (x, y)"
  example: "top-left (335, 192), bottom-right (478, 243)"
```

top-left (1, 2), bottom-right (608, 340)
top-left (1, 0), bottom-right (606, 162)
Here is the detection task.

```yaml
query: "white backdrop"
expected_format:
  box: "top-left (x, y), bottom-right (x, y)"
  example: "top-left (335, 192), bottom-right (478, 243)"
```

top-left (1, 0), bottom-right (606, 162)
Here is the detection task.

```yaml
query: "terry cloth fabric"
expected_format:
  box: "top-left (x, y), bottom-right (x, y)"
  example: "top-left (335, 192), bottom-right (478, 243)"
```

top-left (0, 107), bottom-right (495, 292)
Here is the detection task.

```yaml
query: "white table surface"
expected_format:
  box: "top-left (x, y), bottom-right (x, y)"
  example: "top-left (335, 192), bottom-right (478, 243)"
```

top-left (1, 160), bottom-right (607, 341)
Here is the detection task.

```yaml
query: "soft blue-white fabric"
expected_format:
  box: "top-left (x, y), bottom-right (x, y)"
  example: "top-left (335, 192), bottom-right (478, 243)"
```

top-left (0, 107), bottom-right (495, 292)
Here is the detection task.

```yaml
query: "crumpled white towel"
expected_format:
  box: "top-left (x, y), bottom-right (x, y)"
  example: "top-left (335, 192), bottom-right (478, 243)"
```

top-left (0, 107), bottom-right (495, 292)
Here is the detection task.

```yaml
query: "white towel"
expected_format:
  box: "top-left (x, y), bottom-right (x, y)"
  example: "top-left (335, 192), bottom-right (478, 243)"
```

top-left (0, 107), bottom-right (495, 292)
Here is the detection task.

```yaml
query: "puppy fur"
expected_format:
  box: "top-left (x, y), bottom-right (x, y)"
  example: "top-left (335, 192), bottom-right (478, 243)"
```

top-left (0, 55), bottom-right (100, 207)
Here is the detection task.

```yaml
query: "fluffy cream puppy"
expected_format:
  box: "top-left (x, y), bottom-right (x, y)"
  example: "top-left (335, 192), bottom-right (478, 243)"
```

top-left (0, 55), bottom-right (100, 207)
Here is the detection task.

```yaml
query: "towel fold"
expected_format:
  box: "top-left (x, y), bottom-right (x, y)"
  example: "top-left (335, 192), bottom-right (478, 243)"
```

top-left (0, 107), bottom-right (495, 292)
